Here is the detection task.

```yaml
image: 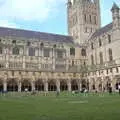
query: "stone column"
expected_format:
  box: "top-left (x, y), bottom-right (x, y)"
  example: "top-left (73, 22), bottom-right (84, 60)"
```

top-left (31, 81), bottom-right (35, 91)
top-left (3, 79), bottom-right (7, 92)
top-left (67, 79), bottom-right (71, 92)
top-left (18, 81), bottom-right (21, 92)
top-left (111, 76), bottom-right (116, 92)
top-left (44, 79), bottom-right (48, 92)
top-left (56, 80), bottom-right (60, 92)
top-left (78, 80), bottom-right (82, 92)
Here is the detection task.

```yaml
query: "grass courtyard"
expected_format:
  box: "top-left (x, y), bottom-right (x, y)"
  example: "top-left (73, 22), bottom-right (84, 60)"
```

top-left (0, 92), bottom-right (120, 120)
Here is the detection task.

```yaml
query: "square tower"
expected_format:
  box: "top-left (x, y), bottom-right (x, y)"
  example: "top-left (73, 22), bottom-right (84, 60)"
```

top-left (67, 0), bottom-right (101, 44)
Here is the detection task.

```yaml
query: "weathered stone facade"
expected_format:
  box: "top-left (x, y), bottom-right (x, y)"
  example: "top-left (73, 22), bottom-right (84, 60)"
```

top-left (68, 0), bottom-right (120, 92)
top-left (0, 0), bottom-right (120, 92)
top-left (0, 28), bottom-right (87, 92)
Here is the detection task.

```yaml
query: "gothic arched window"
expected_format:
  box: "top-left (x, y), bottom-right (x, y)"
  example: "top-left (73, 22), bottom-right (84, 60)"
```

top-left (94, 16), bottom-right (97, 24)
top-left (29, 47), bottom-right (35, 56)
top-left (84, 14), bottom-right (87, 23)
top-left (108, 34), bottom-right (111, 43)
top-left (70, 47), bottom-right (75, 56)
top-left (0, 47), bottom-right (3, 54)
top-left (108, 48), bottom-right (113, 61)
top-left (89, 15), bottom-right (92, 23)
top-left (99, 52), bottom-right (103, 64)
top-left (91, 55), bottom-right (94, 65)
top-left (91, 43), bottom-right (94, 49)
top-left (99, 38), bottom-right (102, 47)
top-left (13, 47), bottom-right (19, 55)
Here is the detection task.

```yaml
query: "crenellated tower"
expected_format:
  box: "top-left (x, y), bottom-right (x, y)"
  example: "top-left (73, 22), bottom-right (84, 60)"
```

top-left (67, 0), bottom-right (101, 44)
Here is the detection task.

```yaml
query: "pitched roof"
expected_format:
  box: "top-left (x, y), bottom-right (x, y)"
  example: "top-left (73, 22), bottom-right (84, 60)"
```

top-left (111, 2), bottom-right (119, 11)
top-left (90, 23), bottom-right (113, 40)
top-left (0, 27), bottom-right (74, 43)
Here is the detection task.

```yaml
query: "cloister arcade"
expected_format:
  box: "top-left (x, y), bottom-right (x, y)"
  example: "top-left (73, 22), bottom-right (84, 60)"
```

top-left (0, 75), bottom-right (119, 92)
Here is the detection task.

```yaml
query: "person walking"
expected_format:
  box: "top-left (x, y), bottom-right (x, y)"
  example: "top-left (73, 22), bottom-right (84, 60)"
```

top-left (118, 83), bottom-right (120, 95)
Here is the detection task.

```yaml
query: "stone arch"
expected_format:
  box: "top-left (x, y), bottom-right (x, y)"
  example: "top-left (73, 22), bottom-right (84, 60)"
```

top-left (105, 77), bottom-right (111, 91)
top-left (35, 79), bottom-right (44, 91)
top-left (91, 78), bottom-right (96, 90)
top-left (7, 79), bottom-right (18, 92)
top-left (98, 78), bottom-right (103, 91)
top-left (60, 80), bottom-right (68, 91)
top-left (115, 76), bottom-right (120, 90)
top-left (71, 79), bottom-right (78, 91)
top-left (48, 80), bottom-right (56, 91)
top-left (81, 79), bottom-right (89, 91)
top-left (81, 79), bottom-right (86, 89)
top-left (0, 79), bottom-right (3, 92)
top-left (21, 79), bottom-right (32, 92)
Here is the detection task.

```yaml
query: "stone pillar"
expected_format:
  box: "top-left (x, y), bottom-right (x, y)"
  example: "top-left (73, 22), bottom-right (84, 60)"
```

top-left (56, 80), bottom-right (60, 92)
top-left (3, 80), bottom-right (7, 92)
top-left (111, 76), bottom-right (116, 92)
top-left (18, 81), bottom-right (21, 92)
top-left (88, 78), bottom-right (92, 92)
top-left (78, 80), bottom-right (82, 92)
top-left (67, 79), bottom-right (71, 92)
top-left (44, 79), bottom-right (48, 92)
top-left (31, 81), bottom-right (35, 91)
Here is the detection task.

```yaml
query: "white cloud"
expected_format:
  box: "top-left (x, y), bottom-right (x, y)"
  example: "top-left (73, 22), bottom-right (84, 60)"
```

top-left (0, 19), bottom-right (20, 28)
top-left (0, 0), bottom-right (66, 23)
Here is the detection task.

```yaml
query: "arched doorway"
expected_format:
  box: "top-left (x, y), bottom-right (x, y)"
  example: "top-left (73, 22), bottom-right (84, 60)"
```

top-left (106, 77), bottom-right (111, 91)
top-left (91, 79), bottom-right (96, 90)
top-left (21, 80), bottom-right (32, 92)
top-left (115, 79), bottom-right (120, 90)
top-left (71, 80), bottom-right (78, 91)
top-left (7, 79), bottom-right (18, 92)
top-left (48, 80), bottom-right (56, 91)
top-left (35, 79), bottom-right (44, 91)
top-left (98, 79), bottom-right (103, 91)
top-left (60, 80), bottom-right (68, 91)
top-left (81, 79), bottom-right (87, 89)
top-left (0, 80), bottom-right (3, 92)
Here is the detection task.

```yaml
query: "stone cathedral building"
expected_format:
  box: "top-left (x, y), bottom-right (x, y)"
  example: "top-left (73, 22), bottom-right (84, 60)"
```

top-left (0, 0), bottom-right (120, 92)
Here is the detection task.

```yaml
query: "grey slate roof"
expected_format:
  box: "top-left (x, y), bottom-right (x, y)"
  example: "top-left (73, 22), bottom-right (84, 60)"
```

top-left (0, 27), bottom-right (74, 43)
top-left (90, 23), bottom-right (113, 40)
top-left (111, 3), bottom-right (119, 11)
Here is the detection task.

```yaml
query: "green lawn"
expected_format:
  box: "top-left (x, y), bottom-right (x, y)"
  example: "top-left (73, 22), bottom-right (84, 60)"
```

top-left (0, 92), bottom-right (120, 120)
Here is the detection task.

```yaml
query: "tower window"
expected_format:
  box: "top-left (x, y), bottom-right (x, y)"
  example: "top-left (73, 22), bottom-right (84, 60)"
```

top-left (99, 52), bottom-right (103, 64)
top-left (116, 67), bottom-right (119, 73)
top-left (108, 48), bottom-right (113, 62)
top-left (81, 49), bottom-right (86, 56)
top-left (91, 55), bottom-right (94, 65)
top-left (108, 35), bottom-right (111, 43)
top-left (84, 14), bottom-right (87, 23)
top-left (89, 15), bottom-right (92, 23)
top-left (99, 38), bottom-right (102, 47)
top-left (91, 43), bottom-right (94, 49)
top-left (94, 16), bottom-right (97, 24)
top-left (0, 47), bottom-right (2, 54)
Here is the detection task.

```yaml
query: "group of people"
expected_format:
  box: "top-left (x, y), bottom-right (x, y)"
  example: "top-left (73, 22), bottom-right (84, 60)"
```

top-left (107, 83), bottom-right (120, 95)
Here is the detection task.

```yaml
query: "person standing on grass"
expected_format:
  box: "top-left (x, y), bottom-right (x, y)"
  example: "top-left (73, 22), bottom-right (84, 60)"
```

top-left (118, 83), bottom-right (120, 95)
top-left (56, 90), bottom-right (60, 97)
top-left (108, 85), bottom-right (112, 95)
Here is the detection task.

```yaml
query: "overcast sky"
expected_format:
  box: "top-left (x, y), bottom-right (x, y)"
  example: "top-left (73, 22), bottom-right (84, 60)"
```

top-left (0, 0), bottom-right (119, 35)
